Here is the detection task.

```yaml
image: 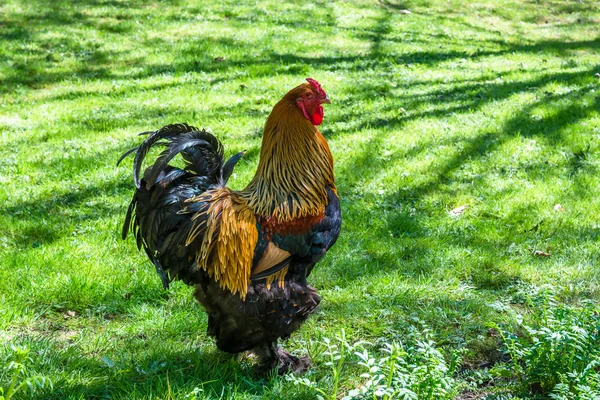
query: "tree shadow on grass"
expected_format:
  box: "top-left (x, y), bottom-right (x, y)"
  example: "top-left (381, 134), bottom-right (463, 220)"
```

top-left (15, 332), bottom-right (266, 399)
top-left (0, 140), bottom-right (137, 248)
top-left (1, 178), bottom-right (129, 247)
top-left (14, 322), bottom-right (327, 400)
top-left (2, 0), bottom-right (598, 93)
top-left (326, 73), bottom-right (599, 288)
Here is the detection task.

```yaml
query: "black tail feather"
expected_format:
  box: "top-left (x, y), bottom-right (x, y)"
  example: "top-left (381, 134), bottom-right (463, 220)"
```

top-left (116, 146), bottom-right (139, 166)
top-left (179, 130), bottom-right (224, 176)
top-left (131, 123), bottom-right (200, 188)
top-left (221, 150), bottom-right (246, 185)
top-left (119, 123), bottom-right (233, 192)
top-left (120, 123), bottom-right (246, 290)
top-left (145, 137), bottom-right (215, 190)
top-left (122, 194), bottom-right (136, 240)
top-left (143, 245), bottom-right (170, 289)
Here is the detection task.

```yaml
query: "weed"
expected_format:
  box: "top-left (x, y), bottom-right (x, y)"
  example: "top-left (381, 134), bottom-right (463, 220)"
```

top-left (0, 346), bottom-right (51, 400)
top-left (288, 329), bottom-right (365, 400)
top-left (348, 330), bottom-right (462, 400)
top-left (495, 293), bottom-right (600, 397)
top-left (289, 328), bottom-right (461, 400)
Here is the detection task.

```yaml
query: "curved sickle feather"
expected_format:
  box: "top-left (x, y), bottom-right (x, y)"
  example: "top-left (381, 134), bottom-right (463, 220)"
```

top-left (220, 150), bottom-right (246, 185)
top-left (116, 146), bottom-right (139, 166)
top-left (145, 139), bottom-right (212, 190)
top-left (132, 124), bottom-right (200, 188)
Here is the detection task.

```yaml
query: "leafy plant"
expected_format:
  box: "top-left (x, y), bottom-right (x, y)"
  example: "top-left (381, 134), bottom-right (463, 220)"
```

top-left (288, 329), bottom-right (364, 400)
top-left (289, 328), bottom-right (461, 400)
top-left (549, 360), bottom-right (600, 400)
top-left (0, 346), bottom-right (52, 400)
top-left (495, 294), bottom-right (600, 397)
top-left (347, 336), bottom-right (461, 400)
top-left (184, 387), bottom-right (205, 399)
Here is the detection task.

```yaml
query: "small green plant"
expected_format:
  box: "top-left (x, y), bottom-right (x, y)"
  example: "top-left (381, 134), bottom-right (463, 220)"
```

top-left (288, 329), bottom-right (363, 400)
top-left (347, 336), bottom-right (461, 400)
top-left (0, 346), bottom-right (52, 400)
top-left (549, 360), bottom-right (600, 400)
top-left (289, 328), bottom-right (461, 400)
top-left (495, 294), bottom-right (600, 397)
top-left (184, 387), bottom-right (204, 399)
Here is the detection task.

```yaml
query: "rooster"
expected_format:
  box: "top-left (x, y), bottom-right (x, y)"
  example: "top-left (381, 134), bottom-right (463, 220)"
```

top-left (120, 78), bottom-right (341, 374)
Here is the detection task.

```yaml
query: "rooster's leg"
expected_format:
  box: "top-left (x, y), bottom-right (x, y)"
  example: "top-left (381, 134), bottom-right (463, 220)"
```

top-left (253, 340), bottom-right (279, 374)
top-left (253, 341), bottom-right (312, 375)
top-left (206, 312), bottom-right (219, 337)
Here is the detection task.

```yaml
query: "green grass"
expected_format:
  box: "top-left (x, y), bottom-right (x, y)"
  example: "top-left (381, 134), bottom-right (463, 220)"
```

top-left (1, 0), bottom-right (599, 398)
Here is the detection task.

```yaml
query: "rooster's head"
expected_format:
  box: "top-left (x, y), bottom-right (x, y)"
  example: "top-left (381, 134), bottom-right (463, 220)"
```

top-left (291, 78), bottom-right (331, 126)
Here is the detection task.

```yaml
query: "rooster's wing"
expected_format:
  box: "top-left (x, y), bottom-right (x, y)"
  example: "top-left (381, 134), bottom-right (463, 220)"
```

top-left (250, 187), bottom-right (341, 282)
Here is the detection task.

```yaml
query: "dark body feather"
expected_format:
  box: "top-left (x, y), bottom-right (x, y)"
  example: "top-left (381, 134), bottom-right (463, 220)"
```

top-left (122, 118), bottom-right (341, 373)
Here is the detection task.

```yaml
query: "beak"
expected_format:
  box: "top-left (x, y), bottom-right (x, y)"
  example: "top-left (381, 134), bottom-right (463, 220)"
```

top-left (321, 96), bottom-right (331, 104)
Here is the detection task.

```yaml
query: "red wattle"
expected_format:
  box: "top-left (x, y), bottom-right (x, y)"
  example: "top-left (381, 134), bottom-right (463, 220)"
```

top-left (310, 105), bottom-right (324, 125)
top-left (310, 113), bottom-right (323, 125)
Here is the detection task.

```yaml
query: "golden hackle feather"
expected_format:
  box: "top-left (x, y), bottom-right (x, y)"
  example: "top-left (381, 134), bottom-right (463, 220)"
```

top-left (241, 83), bottom-right (336, 221)
top-left (186, 188), bottom-right (258, 299)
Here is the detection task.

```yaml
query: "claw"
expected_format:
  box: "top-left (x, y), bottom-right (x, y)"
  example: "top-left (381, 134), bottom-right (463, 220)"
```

top-left (277, 349), bottom-right (311, 375)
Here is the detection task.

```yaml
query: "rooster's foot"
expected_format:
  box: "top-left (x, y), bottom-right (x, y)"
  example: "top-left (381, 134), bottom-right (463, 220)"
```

top-left (277, 348), bottom-right (311, 375)
top-left (253, 341), bottom-right (279, 376)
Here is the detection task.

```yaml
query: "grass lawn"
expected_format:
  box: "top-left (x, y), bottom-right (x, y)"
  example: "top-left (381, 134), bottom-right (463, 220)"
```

top-left (1, 0), bottom-right (600, 398)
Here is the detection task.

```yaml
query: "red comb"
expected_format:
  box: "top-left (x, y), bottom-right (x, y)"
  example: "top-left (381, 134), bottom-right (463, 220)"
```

top-left (306, 78), bottom-right (327, 98)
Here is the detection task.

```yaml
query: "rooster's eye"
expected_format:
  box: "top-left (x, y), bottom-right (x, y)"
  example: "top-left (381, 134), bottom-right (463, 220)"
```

top-left (305, 93), bottom-right (314, 99)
